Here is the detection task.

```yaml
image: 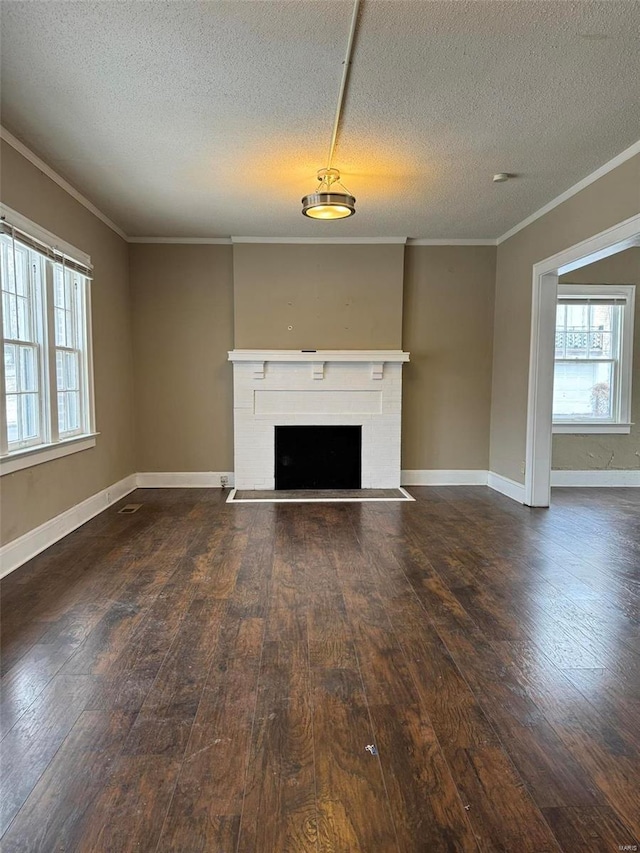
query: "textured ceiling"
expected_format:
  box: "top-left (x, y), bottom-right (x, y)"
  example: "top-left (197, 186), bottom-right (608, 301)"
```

top-left (1, 0), bottom-right (639, 239)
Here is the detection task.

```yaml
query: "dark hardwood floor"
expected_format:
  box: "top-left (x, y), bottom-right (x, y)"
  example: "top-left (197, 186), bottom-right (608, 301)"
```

top-left (1, 485), bottom-right (639, 852)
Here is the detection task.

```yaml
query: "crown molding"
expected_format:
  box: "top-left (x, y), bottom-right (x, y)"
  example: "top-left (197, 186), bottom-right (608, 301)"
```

top-left (497, 138), bottom-right (640, 245)
top-left (231, 236), bottom-right (408, 244)
top-left (0, 126), bottom-right (128, 241)
top-left (128, 236), bottom-right (232, 244)
top-left (406, 238), bottom-right (497, 246)
top-left (134, 236), bottom-right (494, 246)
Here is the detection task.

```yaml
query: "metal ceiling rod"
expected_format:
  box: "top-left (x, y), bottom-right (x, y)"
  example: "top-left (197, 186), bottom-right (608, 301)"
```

top-left (326, 0), bottom-right (361, 171)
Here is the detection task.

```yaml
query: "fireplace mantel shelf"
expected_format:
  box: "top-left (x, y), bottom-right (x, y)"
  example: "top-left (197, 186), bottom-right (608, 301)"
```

top-left (228, 349), bottom-right (410, 363)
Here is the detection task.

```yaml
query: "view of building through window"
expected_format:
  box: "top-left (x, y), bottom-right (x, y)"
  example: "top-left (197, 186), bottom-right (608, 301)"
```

top-left (552, 284), bottom-right (634, 428)
top-left (553, 300), bottom-right (620, 420)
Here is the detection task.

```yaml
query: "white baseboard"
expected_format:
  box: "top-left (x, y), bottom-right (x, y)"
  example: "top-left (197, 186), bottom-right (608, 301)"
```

top-left (0, 474), bottom-right (137, 579)
top-left (487, 472), bottom-right (526, 503)
top-left (136, 471), bottom-right (235, 488)
top-left (401, 469), bottom-right (488, 486)
top-left (551, 469), bottom-right (640, 487)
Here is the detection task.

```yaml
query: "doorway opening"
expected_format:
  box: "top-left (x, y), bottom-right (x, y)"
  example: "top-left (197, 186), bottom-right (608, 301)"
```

top-left (525, 214), bottom-right (640, 506)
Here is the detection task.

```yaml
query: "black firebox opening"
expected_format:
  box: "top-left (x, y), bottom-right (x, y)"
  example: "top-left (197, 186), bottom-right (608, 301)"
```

top-left (275, 425), bottom-right (362, 490)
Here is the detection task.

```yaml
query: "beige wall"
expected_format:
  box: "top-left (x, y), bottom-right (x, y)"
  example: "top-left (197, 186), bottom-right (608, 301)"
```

top-left (233, 243), bottom-right (404, 350)
top-left (132, 242), bottom-right (495, 477)
top-left (553, 248), bottom-right (640, 471)
top-left (130, 244), bottom-right (234, 473)
top-left (402, 246), bottom-right (496, 470)
top-left (0, 140), bottom-right (135, 544)
top-left (490, 153), bottom-right (640, 484)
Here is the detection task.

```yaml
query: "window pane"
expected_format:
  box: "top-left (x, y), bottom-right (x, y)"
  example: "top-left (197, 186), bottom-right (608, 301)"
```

top-left (555, 304), bottom-right (566, 358)
top-left (65, 275), bottom-right (73, 313)
top-left (565, 303), bottom-right (589, 330)
top-left (55, 307), bottom-right (67, 346)
top-left (6, 394), bottom-right (18, 443)
top-left (58, 391), bottom-right (66, 433)
top-left (54, 266), bottom-right (65, 308)
top-left (58, 390), bottom-right (80, 434)
top-left (65, 351), bottom-right (78, 390)
top-left (17, 295), bottom-right (30, 341)
top-left (564, 330), bottom-right (589, 358)
top-left (21, 393), bottom-right (40, 439)
top-left (588, 331), bottom-right (612, 358)
top-left (14, 248), bottom-right (29, 297)
top-left (1, 238), bottom-right (16, 294)
top-left (4, 344), bottom-right (17, 393)
top-left (65, 309), bottom-right (74, 348)
top-left (3, 292), bottom-right (18, 339)
top-left (66, 391), bottom-right (79, 431)
top-left (56, 350), bottom-right (64, 390)
top-left (590, 303), bottom-right (613, 332)
top-left (553, 362), bottom-right (614, 419)
top-left (19, 346), bottom-right (37, 392)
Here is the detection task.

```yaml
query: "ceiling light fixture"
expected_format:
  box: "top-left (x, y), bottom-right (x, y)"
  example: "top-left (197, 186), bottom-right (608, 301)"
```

top-left (301, 0), bottom-right (360, 220)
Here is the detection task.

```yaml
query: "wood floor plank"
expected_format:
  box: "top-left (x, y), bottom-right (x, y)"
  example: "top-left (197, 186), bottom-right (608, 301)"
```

top-left (446, 746), bottom-right (562, 852)
top-left (74, 754), bottom-right (183, 852)
top-left (0, 548), bottom-right (137, 678)
top-left (237, 638), bottom-right (317, 853)
top-left (418, 583), bottom-right (608, 809)
top-left (311, 663), bottom-right (398, 852)
top-left (368, 703), bottom-right (478, 852)
top-left (0, 710), bottom-right (137, 853)
top-left (0, 618), bottom-right (49, 679)
top-left (156, 617), bottom-right (264, 852)
top-left (341, 588), bottom-right (421, 707)
top-left (59, 558), bottom-right (184, 678)
top-left (350, 510), bottom-right (500, 750)
top-left (547, 712), bottom-right (640, 840)
top-left (542, 805), bottom-right (639, 852)
top-left (0, 673), bottom-right (95, 835)
top-left (82, 578), bottom-right (197, 712)
top-left (138, 595), bottom-right (226, 717)
top-left (0, 608), bottom-right (98, 737)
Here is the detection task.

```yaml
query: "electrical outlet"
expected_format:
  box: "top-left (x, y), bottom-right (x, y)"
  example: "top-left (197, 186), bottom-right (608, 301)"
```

top-left (520, 462), bottom-right (526, 475)
top-left (220, 475), bottom-right (228, 488)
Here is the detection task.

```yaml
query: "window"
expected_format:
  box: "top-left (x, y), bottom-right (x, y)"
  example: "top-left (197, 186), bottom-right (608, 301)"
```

top-left (553, 284), bottom-right (635, 434)
top-left (0, 208), bottom-right (96, 474)
top-left (54, 264), bottom-right (86, 438)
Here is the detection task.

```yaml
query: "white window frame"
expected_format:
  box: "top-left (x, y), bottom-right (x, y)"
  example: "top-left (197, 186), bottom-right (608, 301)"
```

top-left (552, 283), bottom-right (635, 434)
top-left (0, 206), bottom-right (97, 475)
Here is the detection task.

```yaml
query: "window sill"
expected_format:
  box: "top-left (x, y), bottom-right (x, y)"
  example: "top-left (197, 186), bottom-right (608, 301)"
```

top-left (0, 433), bottom-right (99, 476)
top-left (552, 423), bottom-right (633, 435)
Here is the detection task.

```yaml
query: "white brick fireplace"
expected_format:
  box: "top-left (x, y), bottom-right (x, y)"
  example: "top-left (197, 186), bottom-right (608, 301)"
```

top-left (228, 350), bottom-right (410, 490)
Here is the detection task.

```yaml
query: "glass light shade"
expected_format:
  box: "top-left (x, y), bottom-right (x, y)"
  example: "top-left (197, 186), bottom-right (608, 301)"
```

top-left (301, 169), bottom-right (356, 219)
